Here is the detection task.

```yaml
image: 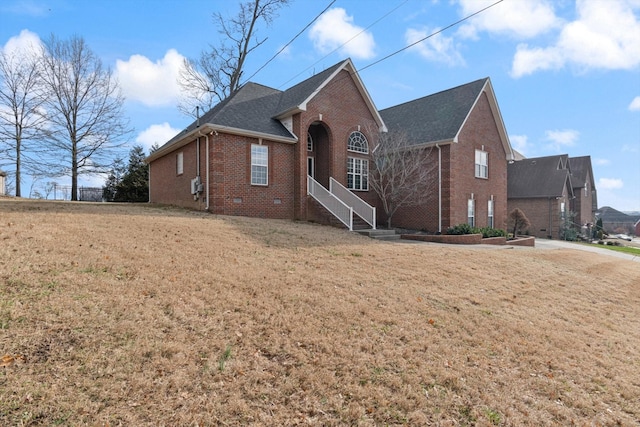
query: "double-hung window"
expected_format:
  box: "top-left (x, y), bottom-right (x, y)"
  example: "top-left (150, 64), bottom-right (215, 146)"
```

top-left (251, 144), bottom-right (268, 185)
top-left (487, 199), bottom-right (494, 228)
top-left (176, 152), bottom-right (184, 175)
top-left (347, 157), bottom-right (368, 191)
top-left (475, 149), bottom-right (488, 179)
top-left (468, 198), bottom-right (475, 227)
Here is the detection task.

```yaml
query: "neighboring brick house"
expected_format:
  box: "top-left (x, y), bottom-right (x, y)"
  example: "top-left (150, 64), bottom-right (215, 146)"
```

top-left (595, 206), bottom-right (639, 235)
top-left (507, 154), bottom-right (599, 239)
top-left (379, 78), bottom-right (514, 231)
top-left (568, 156), bottom-right (597, 231)
top-left (146, 59), bottom-right (514, 231)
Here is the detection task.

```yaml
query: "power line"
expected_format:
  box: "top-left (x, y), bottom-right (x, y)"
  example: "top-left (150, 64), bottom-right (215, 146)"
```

top-left (359, 0), bottom-right (504, 73)
top-left (279, 0), bottom-right (409, 88)
top-left (241, 0), bottom-right (337, 85)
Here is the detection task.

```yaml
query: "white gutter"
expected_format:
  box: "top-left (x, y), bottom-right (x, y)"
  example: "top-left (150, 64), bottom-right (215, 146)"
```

top-left (146, 124), bottom-right (297, 163)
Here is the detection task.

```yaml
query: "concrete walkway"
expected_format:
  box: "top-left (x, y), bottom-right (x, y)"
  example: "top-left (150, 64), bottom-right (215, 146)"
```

top-left (396, 235), bottom-right (640, 263)
top-left (532, 238), bottom-right (640, 263)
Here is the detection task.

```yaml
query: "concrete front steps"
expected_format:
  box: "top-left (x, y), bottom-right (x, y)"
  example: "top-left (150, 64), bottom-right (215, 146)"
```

top-left (356, 229), bottom-right (401, 241)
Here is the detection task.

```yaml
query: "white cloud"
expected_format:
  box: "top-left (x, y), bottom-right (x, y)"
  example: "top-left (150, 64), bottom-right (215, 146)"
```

top-left (458, 0), bottom-right (561, 39)
top-left (135, 123), bottom-right (181, 152)
top-left (629, 96), bottom-right (640, 111)
top-left (622, 143), bottom-right (639, 153)
top-left (2, 29), bottom-right (42, 57)
top-left (511, 0), bottom-right (640, 77)
top-left (544, 129), bottom-right (579, 150)
top-left (115, 49), bottom-right (185, 107)
top-left (594, 158), bottom-right (611, 166)
top-left (598, 177), bottom-right (624, 190)
top-left (309, 8), bottom-right (375, 60)
top-left (406, 27), bottom-right (465, 66)
top-left (509, 134), bottom-right (529, 155)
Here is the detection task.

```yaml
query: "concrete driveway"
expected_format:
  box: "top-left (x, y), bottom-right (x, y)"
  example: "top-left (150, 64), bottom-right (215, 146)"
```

top-left (534, 238), bottom-right (640, 263)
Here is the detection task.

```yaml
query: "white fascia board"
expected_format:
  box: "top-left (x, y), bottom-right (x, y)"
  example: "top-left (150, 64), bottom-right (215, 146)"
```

top-left (296, 59), bottom-right (388, 133)
top-left (145, 124), bottom-right (298, 164)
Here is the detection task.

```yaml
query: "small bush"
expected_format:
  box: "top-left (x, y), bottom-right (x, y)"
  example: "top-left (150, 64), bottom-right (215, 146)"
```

top-left (446, 224), bottom-right (506, 238)
top-left (478, 227), bottom-right (507, 238)
top-left (446, 224), bottom-right (478, 235)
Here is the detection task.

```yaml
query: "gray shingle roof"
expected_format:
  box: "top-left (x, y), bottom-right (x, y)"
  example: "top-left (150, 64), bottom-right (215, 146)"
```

top-left (596, 206), bottom-right (640, 223)
top-left (275, 61), bottom-right (345, 116)
top-left (156, 60), bottom-right (351, 153)
top-left (508, 154), bottom-right (573, 198)
top-left (379, 78), bottom-right (488, 145)
top-left (568, 156), bottom-right (593, 189)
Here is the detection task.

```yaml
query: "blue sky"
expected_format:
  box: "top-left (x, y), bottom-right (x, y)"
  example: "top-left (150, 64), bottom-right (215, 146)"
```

top-left (1, 0), bottom-right (639, 211)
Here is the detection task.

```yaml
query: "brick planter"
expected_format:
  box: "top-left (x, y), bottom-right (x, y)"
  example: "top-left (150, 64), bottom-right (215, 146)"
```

top-left (482, 236), bottom-right (507, 245)
top-left (401, 233), bottom-right (483, 244)
top-left (401, 234), bottom-right (535, 247)
top-left (506, 236), bottom-right (535, 247)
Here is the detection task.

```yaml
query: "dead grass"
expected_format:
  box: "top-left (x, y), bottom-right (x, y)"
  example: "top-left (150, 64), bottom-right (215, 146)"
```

top-left (1, 199), bottom-right (639, 426)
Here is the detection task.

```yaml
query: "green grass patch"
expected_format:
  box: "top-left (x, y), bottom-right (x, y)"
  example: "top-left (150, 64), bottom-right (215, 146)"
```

top-left (578, 242), bottom-right (640, 256)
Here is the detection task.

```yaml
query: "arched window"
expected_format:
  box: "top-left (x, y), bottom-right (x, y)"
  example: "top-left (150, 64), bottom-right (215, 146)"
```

top-left (347, 131), bottom-right (368, 153)
top-left (307, 132), bottom-right (313, 151)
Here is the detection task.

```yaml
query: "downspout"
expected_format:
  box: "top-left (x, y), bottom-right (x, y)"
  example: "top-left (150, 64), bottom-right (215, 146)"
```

top-left (197, 129), bottom-right (211, 211)
top-left (436, 143), bottom-right (442, 233)
top-left (206, 132), bottom-right (210, 211)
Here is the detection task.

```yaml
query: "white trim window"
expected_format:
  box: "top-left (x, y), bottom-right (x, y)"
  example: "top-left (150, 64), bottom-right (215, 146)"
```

top-left (475, 149), bottom-right (488, 179)
top-left (176, 151), bottom-right (184, 175)
top-left (251, 144), bottom-right (268, 186)
top-left (347, 157), bottom-right (368, 191)
top-left (307, 132), bottom-right (313, 152)
top-left (468, 198), bottom-right (475, 227)
top-left (348, 131), bottom-right (368, 153)
top-left (488, 199), bottom-right (494, 228)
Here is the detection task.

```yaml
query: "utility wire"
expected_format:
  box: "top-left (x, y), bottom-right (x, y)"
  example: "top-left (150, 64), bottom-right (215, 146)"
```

top-left (241, 0), bottom-right (337, 85)
top-left (279, 0), bottom-right (409, 88)
top-left (359, 0), bottom-right (504, 73)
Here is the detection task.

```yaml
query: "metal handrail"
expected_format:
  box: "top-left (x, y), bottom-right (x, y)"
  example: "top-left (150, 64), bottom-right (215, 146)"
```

top-left (329, 177), bottom-right (376, 229)
top-left (307, 176), bottom-right (353, 231)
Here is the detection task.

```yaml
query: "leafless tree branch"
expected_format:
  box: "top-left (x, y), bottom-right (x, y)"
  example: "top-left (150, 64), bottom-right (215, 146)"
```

top-left (368, 128), bottom-right (436, 229)
top-left (177, 0), bottom-right (289, 117)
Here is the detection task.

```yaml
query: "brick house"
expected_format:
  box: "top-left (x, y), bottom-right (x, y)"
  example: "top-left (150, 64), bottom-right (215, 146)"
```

top-left (508, 154), bottom-right (598, 239)
top-left (379, 78), bottom-right (514, 231)
top-left (146, 59), bottom-right (514, 231)
top-left (595, 206), bottom-right (639, 235)
top-left (568, 156), bottom-right (597, 231)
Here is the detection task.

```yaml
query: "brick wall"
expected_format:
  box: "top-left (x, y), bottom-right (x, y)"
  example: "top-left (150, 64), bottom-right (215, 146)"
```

top-left (381, 92), bottom-right (508, 233)
top-left (450, 92), bottom-right (508, 231)
top-left (150, 134), bottom-right (296, 219)
top-left (507, 197), bottom-right (564, 239)
top-left (292, 69), bottom-right (380, 220)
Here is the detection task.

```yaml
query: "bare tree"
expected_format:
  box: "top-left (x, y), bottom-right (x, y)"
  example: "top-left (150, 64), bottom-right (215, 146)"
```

top-left (509, 208), bottom-right (531, 237)
top-left (0, 45), bottom-right (48, 197)
top-left (369, 129), bottom-right (436, 229)
top-left (178, 0), bottom-right (289, 116)
top-left (38, 34), bottom-right (132, 201)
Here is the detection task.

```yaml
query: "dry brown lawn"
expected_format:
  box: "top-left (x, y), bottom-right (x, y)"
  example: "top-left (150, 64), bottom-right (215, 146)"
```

top-left (1, 199), bottom-right (639, 426)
